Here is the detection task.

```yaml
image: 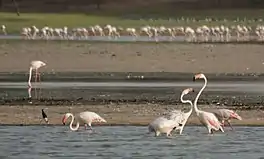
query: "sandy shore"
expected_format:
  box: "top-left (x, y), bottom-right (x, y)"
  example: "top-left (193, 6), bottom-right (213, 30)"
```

top-left (0, 104), bottom-right (264, 126)
top-left (0, 41), bottom-right (264, 73)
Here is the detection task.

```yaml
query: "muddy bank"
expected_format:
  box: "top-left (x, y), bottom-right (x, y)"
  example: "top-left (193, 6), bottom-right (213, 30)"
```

top-left (0, 42), bottom-right (264, 73)
top-left (0, 104), bottom-right (263, 126)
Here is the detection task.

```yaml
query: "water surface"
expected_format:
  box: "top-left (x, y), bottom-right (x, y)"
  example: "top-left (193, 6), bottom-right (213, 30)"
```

top-left (0, 126), bottom-right (263, 159)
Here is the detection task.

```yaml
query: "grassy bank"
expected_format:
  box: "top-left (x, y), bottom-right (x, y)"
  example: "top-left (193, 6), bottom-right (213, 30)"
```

top-left (1, 9), bottom-right (264, 34)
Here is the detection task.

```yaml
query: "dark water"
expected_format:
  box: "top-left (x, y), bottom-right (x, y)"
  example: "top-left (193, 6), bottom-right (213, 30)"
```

top-left (0, 126), bottom-right (263, 159)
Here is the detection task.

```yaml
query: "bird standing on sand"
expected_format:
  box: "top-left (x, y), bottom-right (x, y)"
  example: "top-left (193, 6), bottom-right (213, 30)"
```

top-left (62, 111), bottom-right (107, 131)
top-left (42, 109), bottom-right (49, 124)
top-left (28, 60), bottom-right (46, 88)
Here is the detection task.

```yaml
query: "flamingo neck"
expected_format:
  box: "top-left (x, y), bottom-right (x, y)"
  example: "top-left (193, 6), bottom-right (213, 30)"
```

top-left (28, 67), bottom-right (33, 86)
top-left (194, 77), bottom-right (207, 114)
top-left (180, 93), bottom-right (193, 114)
top-left (69, 114), bottom-right (80, 131)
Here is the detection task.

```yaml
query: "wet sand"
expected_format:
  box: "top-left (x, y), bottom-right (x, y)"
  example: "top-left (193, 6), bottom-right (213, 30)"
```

top-left (0, 41), bottom-right (264, 73)
top-left (0, 104), bottom-right (263, 126)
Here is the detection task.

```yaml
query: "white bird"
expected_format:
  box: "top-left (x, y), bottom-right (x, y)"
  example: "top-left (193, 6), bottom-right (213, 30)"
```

top-left (169, 87), bottom-right (194, 135)
top-left (148, 91), bottom-right (193, 137)
top-left (193, 73), bottom-right (224, 134)
top-left (148, 116), bottom-right (182, 137)
top-left (28, 60), bottom-right (46, 88)
top-left (62, 111), bottom-right (107, 131)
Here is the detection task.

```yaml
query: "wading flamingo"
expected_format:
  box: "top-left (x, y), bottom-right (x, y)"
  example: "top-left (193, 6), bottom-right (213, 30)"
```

top-left (148, 88), bottom-right (195, 137)
top-left (148, 116), bottom-right (183, 137)
top-left (211, 109), bottom-right (242, 130)
top-left (193, 73), bottom-right (224, 134)
top-left (62, 111), bottom-right (107, 131)
top-left (169, 87), bottom-right (194, 135)
top-left (28, 60), bottom-right (46, 88)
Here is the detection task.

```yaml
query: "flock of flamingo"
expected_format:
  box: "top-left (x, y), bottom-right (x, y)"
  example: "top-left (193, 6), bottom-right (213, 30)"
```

top-left (1, 24), bottom-right (264, 42)
top-left (29, 60), bottom-right (242, 137)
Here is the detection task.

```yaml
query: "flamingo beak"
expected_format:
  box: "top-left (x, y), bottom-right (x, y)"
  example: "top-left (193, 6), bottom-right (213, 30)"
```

top-left (230, 113), bottom-right (242, 120)
top-left (62, 115), bottom-right (66, 125)
top-left (192, 76), bottom-right (196, 81)
top-left (236, 115), bottom-right (242, 120)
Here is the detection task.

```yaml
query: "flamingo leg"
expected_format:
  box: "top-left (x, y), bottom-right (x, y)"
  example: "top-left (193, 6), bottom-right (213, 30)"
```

top-left (38, 72), bottom-right (41, 83)
top-left (227, 120), bottom-right (234, 130)
top-left (35, 69), bottom-right (38, 83)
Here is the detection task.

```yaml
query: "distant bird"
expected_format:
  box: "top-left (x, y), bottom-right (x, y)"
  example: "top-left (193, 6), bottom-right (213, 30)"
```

top-left (28, 60), bottom-right (46, 88)
top-left (193, 73), bottom-right (224, 134)
top-left (42, 109), bottom-right (49, 124)
top-left (211, 109), bottom-right (242, 130)
top-left (62, 111), bottom-right (107, 131)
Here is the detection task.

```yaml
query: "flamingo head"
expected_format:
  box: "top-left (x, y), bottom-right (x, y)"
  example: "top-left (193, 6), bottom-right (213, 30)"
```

top-left (182, 88), bottom-right (194, 95)
top-left (229, 111), bottom-right (242, 120)
top-left (62, 113), bottom-right (71, 125)
top-left (193, 73), bottom-right (205, 81)
top-left (41, 62), bottom-right (46, 67)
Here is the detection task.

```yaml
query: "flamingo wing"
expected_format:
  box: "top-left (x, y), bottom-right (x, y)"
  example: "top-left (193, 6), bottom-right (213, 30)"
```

top-left (79, 111), bottom-right (106, 124)
top-left (203, 112), bottom-right (221, 130)
top-left (149, 117), bottom-right (172, 131)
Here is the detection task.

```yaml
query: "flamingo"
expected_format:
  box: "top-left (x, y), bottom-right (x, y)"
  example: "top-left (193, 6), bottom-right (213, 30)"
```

top-left (62, 111), bottom-right (107, 131)
top-left (28, 60), bottom-right (46, 88)
top-left (148, 88), bottom-right (195, 137)
top-left (148, 116), bottom-right (183, 137)
top-left (193, 73), bottom-right (224, 134)
top-left (169, 87), bottom-right (194, 135)
top-left (211, 109), bottom-right (242, 130)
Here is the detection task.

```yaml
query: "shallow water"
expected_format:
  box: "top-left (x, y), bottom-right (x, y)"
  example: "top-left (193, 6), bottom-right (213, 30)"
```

top-left (1, 81), bottom-right (264, 105)
top-left (0, 126), bottom-right (263, 159)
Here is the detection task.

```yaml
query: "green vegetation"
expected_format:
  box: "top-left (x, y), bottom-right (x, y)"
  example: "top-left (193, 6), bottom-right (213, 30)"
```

top-left (1, 9), bottom-right (264, 34)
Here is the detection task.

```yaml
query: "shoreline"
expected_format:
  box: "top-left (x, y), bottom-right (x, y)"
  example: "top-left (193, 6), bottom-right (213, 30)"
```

top-left (0, 72), bottom-right (264, 82)
top-left (0, 105), bottom-right (263, 126)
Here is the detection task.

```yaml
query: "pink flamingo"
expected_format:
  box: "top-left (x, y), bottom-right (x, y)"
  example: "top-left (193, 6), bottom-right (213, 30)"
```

top-left (62, 111), bottom-right (107, 131)
top-left (28, 60), bottom-right (46, 88)
top-left (193, 73), bottom-right (224, 134)
top-left (211, 109), bottom-right (242, 130)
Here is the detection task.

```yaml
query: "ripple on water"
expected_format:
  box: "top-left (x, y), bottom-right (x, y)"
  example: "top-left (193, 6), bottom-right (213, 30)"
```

top-left (0, 126), bottom-right (264, 159)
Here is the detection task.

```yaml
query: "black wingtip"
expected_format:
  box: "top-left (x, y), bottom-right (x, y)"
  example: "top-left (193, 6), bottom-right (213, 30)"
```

top-left (179, 123), bottom-right (183, 126)
top-left (192, 76), bottom-right (196, 82)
